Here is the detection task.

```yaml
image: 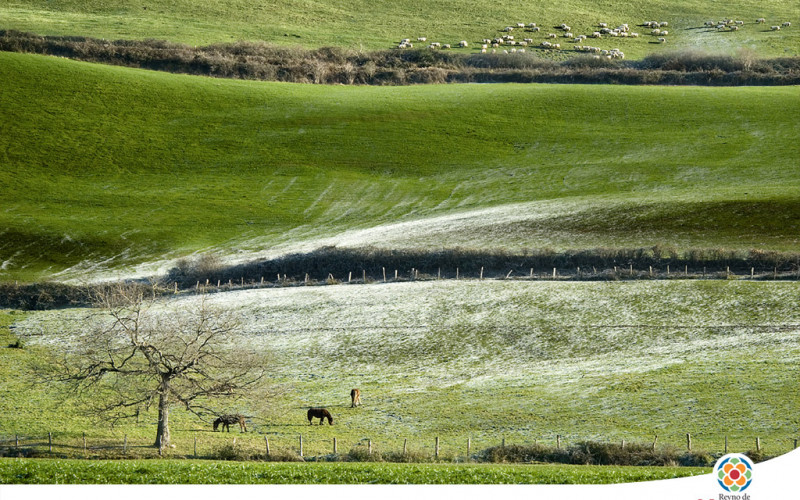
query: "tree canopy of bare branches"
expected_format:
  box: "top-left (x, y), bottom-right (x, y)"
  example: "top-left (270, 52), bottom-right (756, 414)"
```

top-left (44, 283), bottom-right (268, 448)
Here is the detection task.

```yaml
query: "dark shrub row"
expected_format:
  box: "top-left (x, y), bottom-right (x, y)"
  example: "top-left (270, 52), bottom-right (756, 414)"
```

top-left (2, 30), bottom-right (798, 85)
top-left (165, 246), bottom-right (800, 287)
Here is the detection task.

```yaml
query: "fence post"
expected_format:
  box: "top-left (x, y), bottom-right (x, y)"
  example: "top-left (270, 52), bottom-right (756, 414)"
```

top-left (265, 436), bottom-right (270, 456)
top-left (480, 267), bottom-right (484, 280)
top-left (438, 268), bottom-right (441, 280)
top-left (334, 437), bottom-right (337, 454)
top-left (667, 265), bottom-right (670, 275)
top-left (299, 435), bottom-right (303, 457)
top-left (218, 280), bottom-right (221, 288)
top-left (557, 435), bottom-right (561, 449)
top-left (123, 434), bottom-right (127, 454)
top-left (395, 270), bottom-right (398, 280)
top-left (724, 435), bottom-right (728, 454)
top-left (456, 268), bottom-right (459, 280)
top-left (577, 266), bottom-right (581, 278)
top-left (652, 435), bottom-right (658, 451)
top-left (751, 268), bottom-right (754, 278)
top-left (435, 437), bottom-right (440, 459)
top-left (348, 272), bottom-right (352, 283)
top-left (83, 433), bottom-right (86, 453)
top-left (383, 267), bottom-right (386, 282)
top-left (687, 433), bottom-right (692, 451)
top-left (368, 439), bottom-right (372, 455)
top-left (403, 438), bottom-right (408, 456)
top-left (553, 267), bottom-right (557, 278)
top-left (621, 439), bottom-right (625, 449)
top-left (49, 432), bottom-right (52, 452)
top-left (756, 437), bottom-right (761, 452)
top-left (363, 270), bottom-right (366, 283)
top-left (467, 437), bottom-right (471, 459)
top-left (174, 282), bottom-right (178, 294)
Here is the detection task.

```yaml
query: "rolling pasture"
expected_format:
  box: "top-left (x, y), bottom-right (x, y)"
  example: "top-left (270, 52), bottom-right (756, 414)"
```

top-left (0, 0), bottom-right (798, 58)
top-left (6, 280), bottom-right (799, 461)
top-left (1, 51), bottom-right (799, 282)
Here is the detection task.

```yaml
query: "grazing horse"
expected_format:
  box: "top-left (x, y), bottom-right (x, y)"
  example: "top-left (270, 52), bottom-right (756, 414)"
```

top-left (307, 408), bottom-right (334, 425)
top-left (213, 414), bottom-right (247, 432)
top-left (350, 388), bottom-right (362, 408)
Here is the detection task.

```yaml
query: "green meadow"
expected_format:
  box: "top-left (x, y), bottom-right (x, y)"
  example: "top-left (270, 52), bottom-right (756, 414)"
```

top-left (0, 459), bottom-right (708, 484)
top-left (1, 0), bottom-right (798, 57)
top-left (1, 51), bottom-right (798, 281)
top-left (4, 280), bottom-right (799, 462)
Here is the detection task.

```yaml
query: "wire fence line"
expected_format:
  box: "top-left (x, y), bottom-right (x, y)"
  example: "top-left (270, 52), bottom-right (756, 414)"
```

top-left (2, 431), bottom-right (798, 462)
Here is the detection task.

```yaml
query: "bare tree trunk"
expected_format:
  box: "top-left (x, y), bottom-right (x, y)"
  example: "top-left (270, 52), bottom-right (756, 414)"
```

top-left (154, 377), bottom-right (171, 448)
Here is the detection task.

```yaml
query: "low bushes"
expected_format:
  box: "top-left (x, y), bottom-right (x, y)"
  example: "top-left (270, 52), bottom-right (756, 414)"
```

top-left (2, 30), bottom-right (798, 86)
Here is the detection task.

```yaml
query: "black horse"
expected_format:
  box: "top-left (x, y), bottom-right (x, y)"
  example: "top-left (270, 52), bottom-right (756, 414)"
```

top-left (307, 408), bottom-right (334, 425)
top-left (213, 414), bottom-right (247, 432)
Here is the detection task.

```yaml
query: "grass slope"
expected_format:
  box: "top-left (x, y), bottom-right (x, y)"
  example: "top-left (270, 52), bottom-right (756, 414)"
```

top-left (7, 281), bottom-right (800, 458)
top-left (1, 51), bottom-right (799, 281)
top-left (1, 0), bottom-right (799, 58)
top-left (0, 459), bottom-right (708, 484)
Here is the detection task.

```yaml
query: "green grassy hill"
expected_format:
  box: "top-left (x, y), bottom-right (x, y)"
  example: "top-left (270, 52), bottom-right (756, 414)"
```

top-left (2, 0), bottom-right (799, 58)
top-left (6, 280), bottom-right (799, 458)
top-left (1, 51), bottom-right (798, 281)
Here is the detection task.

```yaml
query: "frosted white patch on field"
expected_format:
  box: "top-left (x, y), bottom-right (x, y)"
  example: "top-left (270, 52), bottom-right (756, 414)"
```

top-left (17, 281), bottom-right (800, 391)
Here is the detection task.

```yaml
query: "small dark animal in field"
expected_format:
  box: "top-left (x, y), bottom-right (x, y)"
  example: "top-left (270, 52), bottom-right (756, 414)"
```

top-left (307, 408), bottom-right (334, 425)
top-left (213, 414), bottom-right (247, 432)
top-left (350, 388), bottom-right (362, 407)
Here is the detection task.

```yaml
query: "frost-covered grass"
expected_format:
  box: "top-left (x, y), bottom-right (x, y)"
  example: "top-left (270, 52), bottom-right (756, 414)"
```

top-left (0, 458), bottom-right (708, 484)
top-left (8, 281), bottom-right (800, 458)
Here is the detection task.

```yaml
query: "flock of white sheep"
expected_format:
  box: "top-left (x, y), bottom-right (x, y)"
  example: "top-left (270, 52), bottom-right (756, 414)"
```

top-left (394, 16), bottom-right (793, 55)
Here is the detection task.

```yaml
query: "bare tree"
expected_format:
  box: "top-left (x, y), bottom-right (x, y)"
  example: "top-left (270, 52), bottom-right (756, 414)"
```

top-left (45, 283), bottom-right (268, 448)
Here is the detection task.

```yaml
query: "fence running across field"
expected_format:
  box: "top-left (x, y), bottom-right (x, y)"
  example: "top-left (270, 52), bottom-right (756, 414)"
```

top-left (2, 431), bottom-right (798, 462)
top-left (173, 264), bottom-right (800, 296)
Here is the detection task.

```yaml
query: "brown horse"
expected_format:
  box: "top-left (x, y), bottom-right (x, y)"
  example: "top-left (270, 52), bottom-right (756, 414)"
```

top-left (307, 408), bottom-right (333, 425)
top-left (350, 388), bottom-right (362, 408)
top-left (213, 414), bottom-right (247, 432)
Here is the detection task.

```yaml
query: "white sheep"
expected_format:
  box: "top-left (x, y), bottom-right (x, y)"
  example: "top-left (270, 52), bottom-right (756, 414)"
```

top-left (661, 30), bottom-right (669, 35)
top-left (532, 27), bottom-right (540, 32)
top-left (630, 32), bottom-right (639, 37)
top-left (651, 28), bottom-right (661, 35)
top-left (517, 23), bottom-right (525, 28)
top-left (771, 25), bottom-right (781, 31)
top-left (548, 33), bottom-right (557, 38)
top-left (504, 26), bottom-right (514, 32)
top-left (442, 43), bottom-right (451, 49)
top-left (660, 22), bottom-right (668, 27)
top-left (553, 43), bottom-right (561, 49)
top-left (591, 32), bottom-right (602, 38)
top-left (481, 48), bottom-right (487, 53)
top-left (459, 40), bottom-right (468, 47)
top-left (599, 23), bottom-right (608, 28)
top-left (527, 23), bottom-right (537, 28)
top-left (658, 37), bottom-right (666, 43)
top-left (783, 22), bottom-right (791, 27)
top-left (417, 37), bottom-right (427, 42)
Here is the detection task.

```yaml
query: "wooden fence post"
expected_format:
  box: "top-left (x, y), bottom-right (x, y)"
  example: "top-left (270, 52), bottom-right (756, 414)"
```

top-left (363, 270), bottom-right (366, 283)
top-left (217, 280), bottom-right (221, 288)
top-left (577, 266), bottom-right (581, 278)
top-left (403, 438), bottom-right (408, 456)
top-left (174, 282), bottom-right (178, 294)
top-left (435, 437), bottom-right (440, 459)
top-left (553, 267), bottom-right (557, 278)
top-left (467, 437), bottom-right (471, 459)
top-left (333, 437), bottom-right (337, 454)
top-left (456, 268), bottom-right (459, 280)
top-left (756, 437), bottom-right (761, 452)
top-left (556, 435), bottom-right (561, 449)
top-left (652, 435), bottom-right (658, 450)
top-left (348, 272), bottom-right (352, 283)
top-left (667, 265), bottom-right (670, 275)
top-left (687, 433), bottom-right (692, 451)
top-left (368, 439), bottom-right (372, 455)
top-left (480, 267), bottom-right (484, 280)
top-left (83, 433), bottom-right (86, 453)
top-left (299, 435), bottom-right (303, 457)
top-left (383, 267), bottom-right (386, 282)
top-left (265, 436), bottom-right (270, 456)
top-left (395, 270), bottom-right (398, 280)
top-left (49, 432), bottom-right (52, 452)
top-left (621, 439), bottom-right (625, 449)
top-left (438, 268), bottom-right (441, 280)
top-left (751, 267), bottom-right (754, 278)
top-left (724, 435), bottom-right (728, 454)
